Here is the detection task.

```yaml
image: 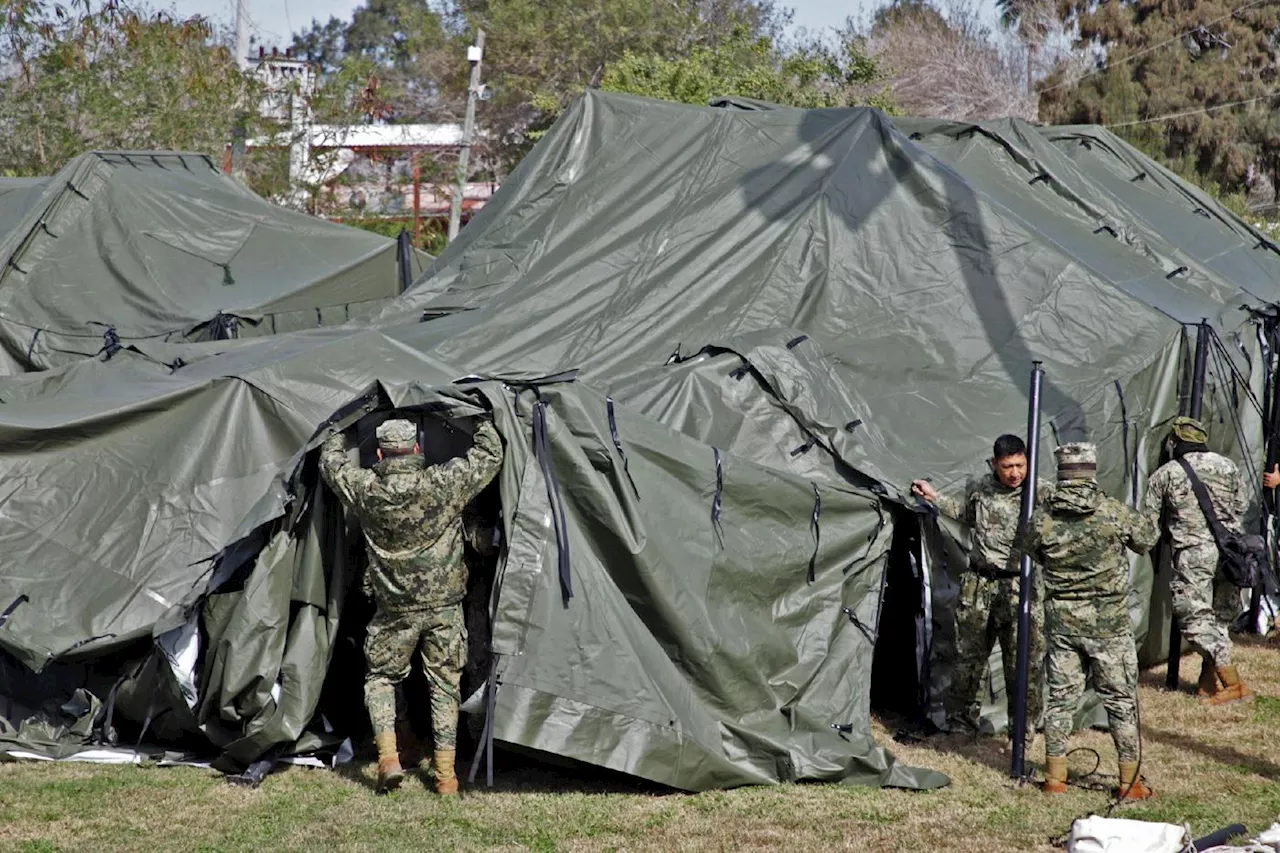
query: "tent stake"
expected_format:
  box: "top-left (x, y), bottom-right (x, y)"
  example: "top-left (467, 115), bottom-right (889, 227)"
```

top-left (1010, 361), bottom-right (1043, 780)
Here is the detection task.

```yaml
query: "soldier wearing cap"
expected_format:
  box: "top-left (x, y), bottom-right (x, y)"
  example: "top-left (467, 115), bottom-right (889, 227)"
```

top-left (912, 434), bottom-right (1054, 735)
top-left (320, 414), bottom-right (504, 793)
top-left (1144, 416), bottom-right (1253, 706)
top-left (1013, 443), bottom-right (1158, 800)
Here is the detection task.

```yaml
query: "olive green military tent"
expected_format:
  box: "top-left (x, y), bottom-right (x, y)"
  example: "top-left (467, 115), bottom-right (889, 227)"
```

top-left (0, 92), bottom-right (1274, 789)
top-left (0, 151), bottom-right (426, 374)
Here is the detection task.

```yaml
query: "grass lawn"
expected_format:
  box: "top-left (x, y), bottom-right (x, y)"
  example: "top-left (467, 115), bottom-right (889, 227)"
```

top-left (4, 641), bottom-right (1280, 852)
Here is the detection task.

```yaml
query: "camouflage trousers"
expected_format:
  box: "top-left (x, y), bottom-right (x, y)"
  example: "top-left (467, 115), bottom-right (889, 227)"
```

top-left (1172, 543), bottom-right (1238, 668)
top-left (946, 571), bottom-right (1045, 733)
top-left (365, 603), bottom-right (467, 750)
top-left (1044, 632), bottom-right (1140, 762)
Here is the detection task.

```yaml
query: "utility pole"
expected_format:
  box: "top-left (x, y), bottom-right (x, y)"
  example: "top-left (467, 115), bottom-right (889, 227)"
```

top-left (235, 0), bottom-right (250, 70)
top-left (448, 29), bottom-right (485, 242)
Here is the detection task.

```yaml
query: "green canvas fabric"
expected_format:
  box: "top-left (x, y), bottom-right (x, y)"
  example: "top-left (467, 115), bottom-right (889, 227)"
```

top-left (0, 152), bottom-right (415, 372)
top-left (0, 92), bottom-right (1272, 787)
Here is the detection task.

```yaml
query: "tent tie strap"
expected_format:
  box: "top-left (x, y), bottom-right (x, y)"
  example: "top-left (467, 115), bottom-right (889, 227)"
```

top-left (98, 325), bottom-right (122, 361)
top-left (841, 606), bottom-right (875, 644)
top-left (605, 396), bottom-right (639, 498)
top-left (210, 312), bottom-right (239, 340)
top-left (532, 393), bottom-right (572, 604)
top-left (0, 593), bottom-right (29, 628)
top-left (467, 656), bottom-right (500, 788)
top-left (1113, 380), bottom-right (1139, 505)
top-left (790, 436), bottom-right (817, 458)
top-left (24, 329), bottom-right (40, 362)
top-left (785, 334), bottom-right (808, 349)
top-left (808, 482), bottom-right (822, 584)
top-left (830, 722), bottom-right (854, 734)
top-left (711, 447), bottom-right (725, 548)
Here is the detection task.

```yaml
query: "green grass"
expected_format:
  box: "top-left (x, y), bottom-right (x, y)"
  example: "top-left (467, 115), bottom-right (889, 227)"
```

top-left (5, 642), bottom-right (1280, 851)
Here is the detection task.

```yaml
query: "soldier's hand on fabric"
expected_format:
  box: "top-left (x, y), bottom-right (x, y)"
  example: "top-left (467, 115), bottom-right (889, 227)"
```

top-left (911, 479), bottom-right (939, 502)
top-left (1265, 465), bottom-right (1280, 490)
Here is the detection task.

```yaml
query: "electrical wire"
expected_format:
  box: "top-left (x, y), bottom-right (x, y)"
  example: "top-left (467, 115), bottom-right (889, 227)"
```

top-left (1041, 0), bottom-right (1277, 95)
top-left (1105, 92), bottom-right (1280, 128)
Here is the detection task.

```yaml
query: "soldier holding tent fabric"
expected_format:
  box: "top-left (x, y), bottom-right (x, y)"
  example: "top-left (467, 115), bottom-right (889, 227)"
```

top-left (1012, 443), bottom-right (1158, 800)
top-left (1144, 416), bottom-right (1253, 705)
top-left (912, 434), bottom-right (1053, 735)
top-left (320, 415), bottom-right (504, 794)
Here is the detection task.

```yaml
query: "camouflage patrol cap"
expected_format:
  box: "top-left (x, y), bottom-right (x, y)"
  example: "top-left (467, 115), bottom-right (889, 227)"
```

top-left (375, 418), bottom-right (417, 452)
top-left (1055, 442), bottom-right (1097, 481)
top-left (1171, 416), bottom-right (1208, 445)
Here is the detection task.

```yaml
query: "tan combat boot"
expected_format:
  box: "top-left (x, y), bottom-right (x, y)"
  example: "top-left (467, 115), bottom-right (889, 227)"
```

top-left (1043, 755), bottom-right (1067, 795)
top-left (395, 717), bottom-right (430, 771)
top-left (1197, 659), bottom-right (1219, 697)
top-left (1117, 761), bottom-right (1154, 801)
top-left (434, 749), bottom-right (459, 796)
top-left (374, 730), bottom-right (405, 793)
top-left (1202, 665), bottom-right (1255, 706)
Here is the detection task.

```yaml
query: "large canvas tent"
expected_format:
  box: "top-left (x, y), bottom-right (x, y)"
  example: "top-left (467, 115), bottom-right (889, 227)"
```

top-left (0, 151), bottom-right (426, 373)
top-left (1, 92), bottom-right (1276, 790)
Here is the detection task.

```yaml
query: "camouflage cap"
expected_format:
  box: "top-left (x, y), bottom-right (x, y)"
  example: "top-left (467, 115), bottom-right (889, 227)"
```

top-left (1055, 442), bottom-right (1097, 481)
top-left (1171, 415), bottom-right (1208, 445)
top-left (375, 418), bottom-right (417, 452)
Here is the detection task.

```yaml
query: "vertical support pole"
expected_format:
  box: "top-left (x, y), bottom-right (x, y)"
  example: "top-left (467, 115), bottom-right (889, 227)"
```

top-left (1167, 320), bottom-right (1210, 689)
top-left (412, 151), bottom-right (422, 245)
top-left (1011, 360), bottom-right (1044, 779)
top-left (448, 29), bottom-right (485, 242)
top-left (397, 230), bottom-right (413, 293)
top-left (1251, 317), bottom-right (1280, 631)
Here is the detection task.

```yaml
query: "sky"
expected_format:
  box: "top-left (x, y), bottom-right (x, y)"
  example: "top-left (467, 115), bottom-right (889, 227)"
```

top-left (163, 0), bottom-right (1001, 52)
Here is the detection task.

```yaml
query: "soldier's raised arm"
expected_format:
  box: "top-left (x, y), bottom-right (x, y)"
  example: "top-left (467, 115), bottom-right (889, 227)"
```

top-left (1123, 504), bottom-right (1159, 555)
top-left (320, 429), bottom-right (371, 508)
top-left (424, 419), bottom-right (505, 514)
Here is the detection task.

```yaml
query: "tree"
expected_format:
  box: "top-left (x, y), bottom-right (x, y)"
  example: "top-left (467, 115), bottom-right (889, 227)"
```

top-left (0, 1), bottom-right (259, 176)
top-left (1040, 0), bottom-right (1280, 207)
top-left (994, 0), bottom-right (1054, 91)
top-left (601, 26), bottom-right (891, 111)
top-left (862, 0), bottom-right (1036, 121)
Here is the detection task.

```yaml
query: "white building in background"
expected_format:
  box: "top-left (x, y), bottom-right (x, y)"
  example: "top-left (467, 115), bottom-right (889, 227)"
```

top-left (242, 48), bottom-right (494, 224)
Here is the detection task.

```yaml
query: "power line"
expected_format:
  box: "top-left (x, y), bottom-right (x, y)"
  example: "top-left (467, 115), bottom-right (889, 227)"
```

top-left (1104, 91), bottom-right (1280, 128)
top-left (1041, 0), bottom-right (1276, 94)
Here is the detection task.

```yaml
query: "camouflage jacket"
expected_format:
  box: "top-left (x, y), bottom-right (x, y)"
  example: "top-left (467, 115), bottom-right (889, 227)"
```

top-left (1143, 451), bottom-right (1246, 551)
top-left (937, 474), bottom-right (1055, 576)
top-left (320, 420), bottom-right (504, 612)
top-left (1015, 480), bottom-right (1158, 637)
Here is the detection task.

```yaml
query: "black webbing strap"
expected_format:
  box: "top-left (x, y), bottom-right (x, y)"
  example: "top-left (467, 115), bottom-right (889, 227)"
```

top-left (467, 656), bottom-right (500, 788)
top-left (532, 393), bottom-right (572, 604)
top-left (712, 447), bottom-right (725, 548)
top-left (99, 325), bottom-right (121, 361)
top-left (222, 264), bottom-right (234, 286)
top-left (66, 180), bottom-right (89, 199)
top-left (39, 220), bottom-right (59, 239)
top-left (786, 335), bottom-right (808, 349)
top-left (0, 594), bottom-right (29, 628)
top-left (1029, 172), bottom-right (1051, 185)
top-left (1176, 458), bottom-right (1235, 551)
top-left (605, 396), bottom-right (640, 498)
top-left (315, 307), bottom-right (323, 328)
top-left (808, 483), bottom-right (822, 584)
top-left (24, 329), bottom-right (40, 362)
top-left (841, 606), bottom-right (875, 644)
top-left (790, 436), bottom-right (817, 458)
top-left (845, 419), bottom-right (862, 432)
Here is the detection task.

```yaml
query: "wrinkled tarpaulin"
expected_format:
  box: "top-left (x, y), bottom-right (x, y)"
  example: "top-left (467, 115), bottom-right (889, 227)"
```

top-left (2, 91), bottom-right (1279, 787)
top-left (0, 151), bottom-right (428, 373)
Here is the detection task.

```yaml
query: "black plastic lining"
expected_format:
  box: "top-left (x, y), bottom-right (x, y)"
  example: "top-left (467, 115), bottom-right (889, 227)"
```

top-left (532, 392), bottom-right (573, 604)
top-left (0, 593), bottom-right (29, 628)
top-left (711, 447), bottom-right (725, 548)
top-left (605, 396), bottom-right (640, 498)
top-left (808, 482), bottom-right (822, 584)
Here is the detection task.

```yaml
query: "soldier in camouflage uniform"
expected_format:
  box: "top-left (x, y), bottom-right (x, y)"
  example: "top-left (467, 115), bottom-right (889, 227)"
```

top-left (913, 434), bottom-right (1053, 735)
top-left (1013, 443), bottom-right (1158, 800)
top-left (1144, 416), bottom-right (1253, 706)
top-left (321, 415), bottom-right (504, 793)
